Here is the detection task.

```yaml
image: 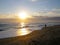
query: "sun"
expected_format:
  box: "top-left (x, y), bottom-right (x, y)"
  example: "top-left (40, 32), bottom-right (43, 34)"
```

top-left (18, 11), bottom-right (28, 19)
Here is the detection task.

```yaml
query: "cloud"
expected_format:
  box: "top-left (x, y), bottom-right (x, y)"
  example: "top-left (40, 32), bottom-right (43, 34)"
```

top-left (32, 9), bottom-right (60, 17)
top-left (30, 0), bottom-right (38, 2)
top-left (30, 0), bottom-right (50, 2)
top-left (0, 13), bottom-right (16, 19)
top-left (32, 0), bottom-right (37, 2)
top-left (46, 9), bottom-right (60, 17)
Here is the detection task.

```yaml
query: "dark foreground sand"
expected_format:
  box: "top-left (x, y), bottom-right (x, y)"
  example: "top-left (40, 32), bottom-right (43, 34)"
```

top-left (0, 25), bottom-right (60, 45)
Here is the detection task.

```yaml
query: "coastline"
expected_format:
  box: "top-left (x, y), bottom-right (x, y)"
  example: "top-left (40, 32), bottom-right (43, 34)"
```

top-left (0, 25), bottom-right (60, 45)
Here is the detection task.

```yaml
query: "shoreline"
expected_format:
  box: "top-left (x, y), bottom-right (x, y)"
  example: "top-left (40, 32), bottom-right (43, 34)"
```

top-left (0, 25), bottom-right (60, 45)
top-left (0, 25), bottom-right (60, 39)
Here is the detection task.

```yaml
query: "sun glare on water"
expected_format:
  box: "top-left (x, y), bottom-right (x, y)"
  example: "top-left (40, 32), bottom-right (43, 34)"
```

top-left (18, 28), bottom-right (30, 35)
top-left (17, 22), bottom-right (31, 36)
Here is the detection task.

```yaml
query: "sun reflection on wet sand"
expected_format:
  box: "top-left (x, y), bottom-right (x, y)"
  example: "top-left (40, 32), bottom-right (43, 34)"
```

top-left (17, 22), bottom-right (31, 36)
top-left (17, 28), bottom-right (31, 36)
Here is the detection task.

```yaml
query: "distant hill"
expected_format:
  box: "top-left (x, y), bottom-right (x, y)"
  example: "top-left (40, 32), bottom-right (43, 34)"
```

top-left (0, 25), bottom-right (60, 45)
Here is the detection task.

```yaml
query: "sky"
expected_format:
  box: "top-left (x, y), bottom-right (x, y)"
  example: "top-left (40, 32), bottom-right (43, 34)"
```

top-left (0, 0), bottom-right (60, 18)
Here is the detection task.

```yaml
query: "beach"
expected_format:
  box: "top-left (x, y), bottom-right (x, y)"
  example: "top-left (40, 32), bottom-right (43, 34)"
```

top-left (0, 25), bottom-right (60, 45)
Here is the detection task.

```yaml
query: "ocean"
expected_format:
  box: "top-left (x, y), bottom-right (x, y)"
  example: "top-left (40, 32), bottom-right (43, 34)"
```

top-left (0, 22), bottom-right (60, 38)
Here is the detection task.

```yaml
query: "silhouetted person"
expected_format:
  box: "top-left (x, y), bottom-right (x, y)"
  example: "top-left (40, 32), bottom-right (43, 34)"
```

top-left (45, 24), bottom-right (47, 29)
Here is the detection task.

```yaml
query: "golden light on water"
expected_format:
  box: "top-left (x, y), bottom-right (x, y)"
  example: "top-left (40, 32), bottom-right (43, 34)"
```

top-left (17, 28), bottom-right (30, 35)
top-left (17, 22), bottom-right (31, 36)
top-left (21, 22), bottom-right (25, 27)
